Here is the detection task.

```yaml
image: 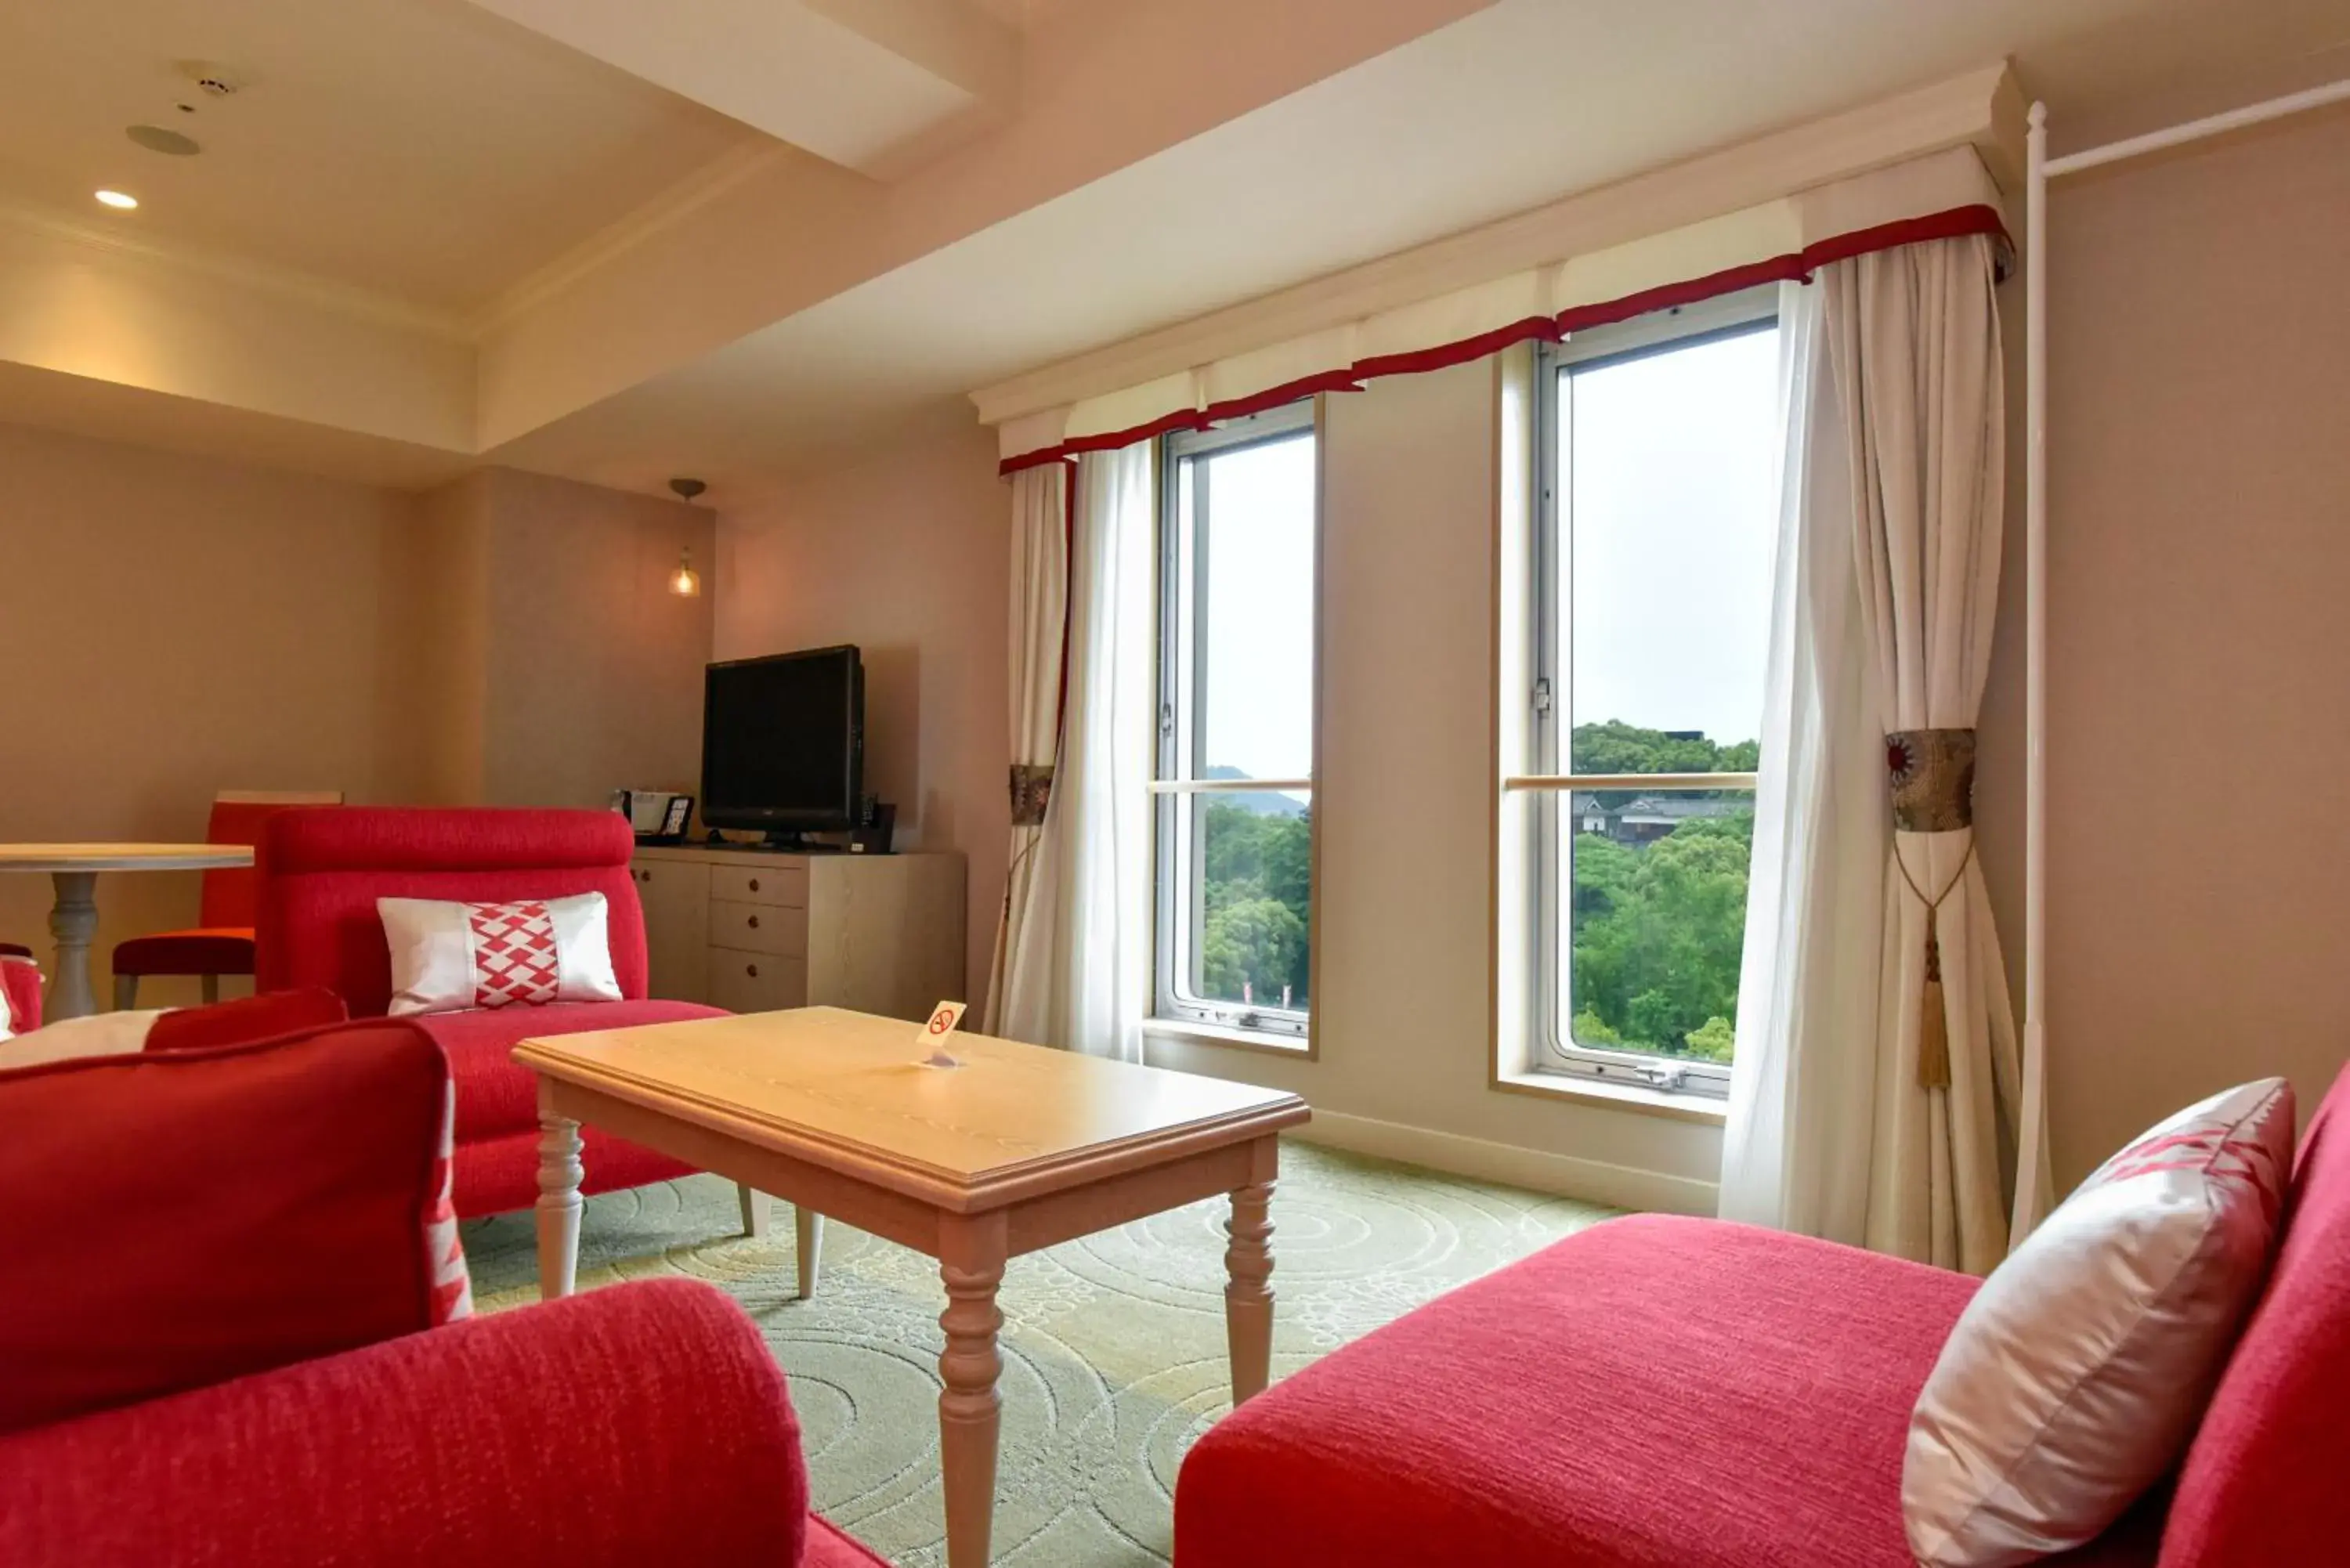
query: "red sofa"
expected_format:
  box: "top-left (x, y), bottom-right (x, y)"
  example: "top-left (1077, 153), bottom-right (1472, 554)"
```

top-left (0, 1014), bottom-right (883, 1568)
top-left (255, 807), bottom-right (726, 1217)
top-left (1177, 1064), bottom-right (2350, 1567)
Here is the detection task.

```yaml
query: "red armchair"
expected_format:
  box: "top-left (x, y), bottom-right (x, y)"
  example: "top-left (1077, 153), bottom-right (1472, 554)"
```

top-left (255, 807), bottom-right (731, 1219)
top-left (0, 1017), bottom-right (884, 1568)
top-left (110, 789), bottom-right (342, 1008)
top-left (1175, 1066), bottom-right (2350, 1567)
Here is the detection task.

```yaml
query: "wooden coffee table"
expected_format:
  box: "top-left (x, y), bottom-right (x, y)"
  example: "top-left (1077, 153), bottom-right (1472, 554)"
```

top-left (514, 1006), bottom-right (1309, 1568)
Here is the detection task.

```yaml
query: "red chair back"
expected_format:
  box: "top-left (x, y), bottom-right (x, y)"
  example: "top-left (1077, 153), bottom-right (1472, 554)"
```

top-left (2163, 1061), bottom-right (2350, 1564)
top-left (1, 957), bottom-right (39, 1035)
top-left (198, 793), bottom-right (342, 929)
top-left (255, 807), bottom-right (649, 1017)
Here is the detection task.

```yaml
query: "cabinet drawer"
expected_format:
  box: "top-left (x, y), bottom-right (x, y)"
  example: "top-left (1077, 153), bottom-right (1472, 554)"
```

top-left (709, 898), bottom-right (807, 957)
top-left (707, 948), bottom-right (807, 1014)
top-left (712, 865), bottom-right (807, 908)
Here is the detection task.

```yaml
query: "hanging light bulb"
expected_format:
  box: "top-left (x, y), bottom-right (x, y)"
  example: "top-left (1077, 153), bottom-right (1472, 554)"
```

top-left (667, 476), bottom-right (707, 598)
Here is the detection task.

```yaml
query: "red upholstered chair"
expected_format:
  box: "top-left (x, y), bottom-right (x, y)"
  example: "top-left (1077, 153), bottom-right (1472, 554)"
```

top-left (110, 789), bottom-right (342, 1009)
top-left (1175, 1065), bottom-right (2350, 1568)
top-left (0, 1017), bottom-right (885, 1568)
top-left (255, 806), bottom-right (735, 1219)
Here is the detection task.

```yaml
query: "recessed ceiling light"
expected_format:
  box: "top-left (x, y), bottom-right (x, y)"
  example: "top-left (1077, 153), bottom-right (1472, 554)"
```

top-left (94, 190), bottom-right (138, 210)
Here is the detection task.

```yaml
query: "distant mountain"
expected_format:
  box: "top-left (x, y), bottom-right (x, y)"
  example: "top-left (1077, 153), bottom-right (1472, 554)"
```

top-left (1203, 764), bottom-right (1308, 818)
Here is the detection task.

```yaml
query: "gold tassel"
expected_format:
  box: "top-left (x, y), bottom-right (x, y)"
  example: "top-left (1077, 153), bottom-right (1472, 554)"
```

top-left (1917, 901), bottom-right (1950, 1090)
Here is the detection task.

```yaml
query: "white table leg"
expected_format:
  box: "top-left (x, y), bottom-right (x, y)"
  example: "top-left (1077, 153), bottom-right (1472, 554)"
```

top-left (739, 1183), bottom-right (772, 1237)
top-left (536, 1088), bottom-right (584, 1301)
top-left (795, 1205), bottom-right (824, 1299)
top-left (45, 870), bottom-right (99, 1023)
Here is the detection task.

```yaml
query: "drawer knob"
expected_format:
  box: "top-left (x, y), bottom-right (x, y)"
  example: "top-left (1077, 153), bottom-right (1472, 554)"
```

top-left (747, 963), bottom-right (759, 978)
top-left (748, 877), bottom-right (761, 892)
top-left (747, 913), bottom-right (760, 929)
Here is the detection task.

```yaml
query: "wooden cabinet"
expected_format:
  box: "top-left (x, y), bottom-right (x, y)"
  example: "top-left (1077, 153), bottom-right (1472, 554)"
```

top-left (629, 847), bottom-right (966, 1022)
top-left (632, 858), bottom-right (709, 1002)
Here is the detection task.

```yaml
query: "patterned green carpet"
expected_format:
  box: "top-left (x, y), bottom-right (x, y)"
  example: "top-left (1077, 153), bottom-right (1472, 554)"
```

top-left (465, 1142), bottom-right (1612, 1566)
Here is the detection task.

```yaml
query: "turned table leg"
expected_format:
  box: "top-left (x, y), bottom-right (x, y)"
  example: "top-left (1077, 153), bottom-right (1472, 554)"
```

top-left (535, 1086), bottom-right (584, 1301)
top-left (1226, 1158), bottom-right (1277, 1404)
top-left (45, 871), bottom-right (99, 1023)
top-left (937, 1214), bottom-right (1007, 1568)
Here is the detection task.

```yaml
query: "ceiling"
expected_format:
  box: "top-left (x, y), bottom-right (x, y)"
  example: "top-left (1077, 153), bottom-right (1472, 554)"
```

top-left (0, 0), bottom-right (2345, 498)
top-left (0, 0), bottom-right (757, 312)
top-left (490, 0), bottom-right (2350, 494)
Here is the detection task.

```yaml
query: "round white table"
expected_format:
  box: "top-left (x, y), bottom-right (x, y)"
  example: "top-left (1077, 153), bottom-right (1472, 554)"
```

top-left (0, 844), bottom-right (255, 1023)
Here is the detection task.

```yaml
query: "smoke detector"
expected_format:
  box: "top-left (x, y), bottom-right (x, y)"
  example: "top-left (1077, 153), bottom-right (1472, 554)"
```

top-left (175, 60), bottom-right (240, 97)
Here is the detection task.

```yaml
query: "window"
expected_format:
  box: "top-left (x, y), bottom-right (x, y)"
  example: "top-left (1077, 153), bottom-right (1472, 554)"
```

top-left (1155, 403), bottom-right (1317, 1042)
top-left (1530, 292), bottom-right (1781, 1096)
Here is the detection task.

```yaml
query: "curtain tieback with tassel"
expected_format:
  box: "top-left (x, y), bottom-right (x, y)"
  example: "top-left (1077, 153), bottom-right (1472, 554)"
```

top-left (1887, 728), bottom-right (1977, 1091)
top-left (1009, 764), bottom-right (1054, 827)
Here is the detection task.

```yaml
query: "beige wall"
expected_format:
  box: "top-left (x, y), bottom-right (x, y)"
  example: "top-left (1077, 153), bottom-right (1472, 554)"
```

top-left (475, 468), bottom-right (714, 807)
top-left (716, 416), bottom-right (1011, 1006)
top-left (378, 467), bottom-right (715, 809)
top-left (377, 470), bottom-right (493, 806)
top-left (1978, 106), bottom-right (2350, 1190)
top-left (0, 421), bottom-right (405, 1005)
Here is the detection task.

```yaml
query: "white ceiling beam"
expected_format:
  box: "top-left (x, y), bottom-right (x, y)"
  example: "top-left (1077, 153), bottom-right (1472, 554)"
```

top-left (465, 0), bottom-right (1018, 174)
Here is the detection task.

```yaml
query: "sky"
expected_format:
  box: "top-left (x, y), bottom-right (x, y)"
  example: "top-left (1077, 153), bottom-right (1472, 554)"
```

top-left (1197, 432), bottom-right (1316, 784)
top-left (1188, 322), bottom-right (1781, 786)
top-left (1566, 324), bottom-right (1781, 750)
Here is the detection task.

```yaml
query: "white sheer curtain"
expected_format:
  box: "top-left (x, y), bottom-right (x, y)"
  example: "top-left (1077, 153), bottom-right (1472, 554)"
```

top-left (1718, 278), bottom-right (1890, 1247)
top-left (993, 443), bottom-right (1155, 1060)
top-left (1723, 235), bottom-right (2036, 1274)
top-left (983, 462), bottom-right (1068, 1037)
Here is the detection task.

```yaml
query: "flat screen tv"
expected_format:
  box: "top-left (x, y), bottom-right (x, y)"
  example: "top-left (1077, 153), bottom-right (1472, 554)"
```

top-left (700, 645), bottom-right (863, 840)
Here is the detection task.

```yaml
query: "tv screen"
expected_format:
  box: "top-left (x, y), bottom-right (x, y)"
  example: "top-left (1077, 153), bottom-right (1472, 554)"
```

top-left (700, 646), bottom-right (863, 833)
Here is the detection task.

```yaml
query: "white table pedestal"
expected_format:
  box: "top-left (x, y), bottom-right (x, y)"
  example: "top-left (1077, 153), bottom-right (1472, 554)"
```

top-left (45, 871), bottom-right (100, 1022)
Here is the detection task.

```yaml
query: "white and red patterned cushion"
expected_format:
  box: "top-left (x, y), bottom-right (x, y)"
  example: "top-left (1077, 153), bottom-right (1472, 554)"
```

top-left (422, 1078), bottom-right (473, 1324)
top-left (1904, 1078), bottom-right (2296, 1567)
top-left (377, 894), bottom-right (620, 1018)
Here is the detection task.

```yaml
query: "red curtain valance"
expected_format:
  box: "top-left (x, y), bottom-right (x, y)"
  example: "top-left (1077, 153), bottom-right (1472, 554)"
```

top-left (1001, 203), bottom-right (2009, 476)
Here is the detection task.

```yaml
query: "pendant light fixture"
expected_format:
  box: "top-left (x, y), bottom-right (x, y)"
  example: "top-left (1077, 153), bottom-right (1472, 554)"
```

top-left (667, 477), bottom-right (706, 598)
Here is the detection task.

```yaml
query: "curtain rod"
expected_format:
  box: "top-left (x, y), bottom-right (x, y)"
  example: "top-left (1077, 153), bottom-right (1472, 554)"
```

top-left (2046, 77), bottom-right (2350, 177)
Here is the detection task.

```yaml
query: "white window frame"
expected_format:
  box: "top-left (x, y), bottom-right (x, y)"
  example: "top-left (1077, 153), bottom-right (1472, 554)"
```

top-left (1154, 401), bottom-right (1317, 1042)
top-left (1528, 288), bottom-right (1779, 1098)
